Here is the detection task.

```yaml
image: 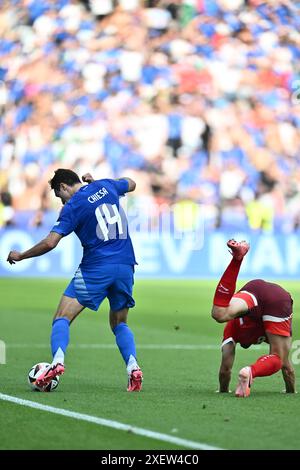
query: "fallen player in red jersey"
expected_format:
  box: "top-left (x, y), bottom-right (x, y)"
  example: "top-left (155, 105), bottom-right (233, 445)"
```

top-left (211, 239), bottom-right (296, 397)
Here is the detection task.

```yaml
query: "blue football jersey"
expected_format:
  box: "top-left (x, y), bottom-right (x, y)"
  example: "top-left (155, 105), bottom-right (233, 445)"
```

top-left (51, 179), bottom-right (137, 268)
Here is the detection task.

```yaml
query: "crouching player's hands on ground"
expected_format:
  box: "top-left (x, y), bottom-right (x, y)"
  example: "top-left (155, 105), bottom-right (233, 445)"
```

top-left (7, 251), bottom-right (23, 264)
top-left (281, 357), bottom-right (297, 393)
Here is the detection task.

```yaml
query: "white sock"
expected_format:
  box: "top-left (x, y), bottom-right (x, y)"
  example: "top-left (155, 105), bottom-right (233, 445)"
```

top-left (52, 347), bottom-right (65, 366)
top-left (126, 354), bottom-right (138, 375)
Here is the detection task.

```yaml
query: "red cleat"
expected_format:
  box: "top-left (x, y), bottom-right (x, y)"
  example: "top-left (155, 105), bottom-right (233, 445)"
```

top-left (235, 366), bottom-right (253, 397)
top-left (127, 368), bottom-right (143, 392)
top-left (227, 239), bottom-right (250, 261)
top-left (35, 363), bottom-right (65, 389)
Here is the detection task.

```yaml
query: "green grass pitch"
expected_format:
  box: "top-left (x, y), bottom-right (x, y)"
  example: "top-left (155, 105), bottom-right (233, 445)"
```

top-left (0, 278), bottom-right (299, 450)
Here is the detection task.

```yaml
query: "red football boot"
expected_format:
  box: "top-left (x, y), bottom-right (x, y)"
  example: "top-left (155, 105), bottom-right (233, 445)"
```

top-left (35, 363), bottom-right (65, 389)
top-left (235, 366), bottom-right (253, 397)
top-left (127, 368), bottom-right (143, 392)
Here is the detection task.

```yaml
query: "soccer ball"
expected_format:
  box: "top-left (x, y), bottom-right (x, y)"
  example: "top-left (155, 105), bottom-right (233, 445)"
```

top-left (28, 362), bottom-right (60, 392)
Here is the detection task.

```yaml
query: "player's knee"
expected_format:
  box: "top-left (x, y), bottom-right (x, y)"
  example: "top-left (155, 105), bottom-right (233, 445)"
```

top-left (271, 353), bottom-right (283, 369)
top-left (110, 318), bottom-right (128, 331)
top-left (54, 311), bottom-right (74, 322)
top-left (269, 347), bottom-right (285, 362)
top-left (211, 307), bottom-right (226, 323)
top-left (109, 309), bottom-right (128, 330)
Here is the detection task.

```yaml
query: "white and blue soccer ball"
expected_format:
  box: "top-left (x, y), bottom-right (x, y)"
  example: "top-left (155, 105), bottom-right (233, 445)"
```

top-left (28, 362), bottom-right (59, 392)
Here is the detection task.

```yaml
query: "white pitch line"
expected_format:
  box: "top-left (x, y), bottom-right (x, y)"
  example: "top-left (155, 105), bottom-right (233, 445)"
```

top-left (6, 343), bottom-right (266, 350)
top-left (0, 393), bottom-right (223, 451)
top-left (6, 343), bottom-right (220, 350)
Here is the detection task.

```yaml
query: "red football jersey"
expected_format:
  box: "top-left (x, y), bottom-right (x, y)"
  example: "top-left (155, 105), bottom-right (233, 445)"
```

top-left (222, 279), bottom-right (293, 348)
top-left (222, 316), bottom-right (267, 349)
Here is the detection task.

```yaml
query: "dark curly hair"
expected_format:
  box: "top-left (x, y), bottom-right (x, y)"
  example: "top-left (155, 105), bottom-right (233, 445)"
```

top-left (49, 169), bottom-right (81, 192)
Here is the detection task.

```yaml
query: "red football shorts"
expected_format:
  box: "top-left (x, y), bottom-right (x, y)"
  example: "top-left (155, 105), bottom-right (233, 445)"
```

top-left (233, 291), bottom-right (292, 337)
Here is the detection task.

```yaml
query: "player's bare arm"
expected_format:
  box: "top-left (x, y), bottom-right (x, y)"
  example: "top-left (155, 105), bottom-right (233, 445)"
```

top-left (82, 173), bottom-right (94, 184)
top-left (7, 232), bottom-right (63, 264)
top-left (267, 332), bottom-right (296, 393)
top-left (82, 173), bottom-right (136, 192)
top-left (219, 341), bottom-right (236, 392)
top-left (212, 297), bottom-right (249, 323)
top-left (118, 177), bottom-right (136, 192)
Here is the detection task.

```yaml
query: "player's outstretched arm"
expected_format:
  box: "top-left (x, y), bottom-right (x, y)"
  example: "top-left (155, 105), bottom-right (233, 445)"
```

top-left (7, 232), bottom-right (63, 264)
top-left (219, 342), bottom-right (235, 392)
top-left (212, 297), bottom-right (248, 323)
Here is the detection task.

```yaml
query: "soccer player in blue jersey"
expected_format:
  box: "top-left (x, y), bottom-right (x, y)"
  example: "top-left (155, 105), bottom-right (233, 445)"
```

top-left (7, 169), bottom-right (143, 392)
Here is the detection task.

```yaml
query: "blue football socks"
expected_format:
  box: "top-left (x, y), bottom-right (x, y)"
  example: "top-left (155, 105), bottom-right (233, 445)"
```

top-left (113, 322), bottom-right (136, 365)
top-left (51, 318), bottom-right (70, 361)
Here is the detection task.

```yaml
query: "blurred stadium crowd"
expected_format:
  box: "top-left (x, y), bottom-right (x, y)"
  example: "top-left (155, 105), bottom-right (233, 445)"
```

top-left (1, 0), bottom-right (300, 233)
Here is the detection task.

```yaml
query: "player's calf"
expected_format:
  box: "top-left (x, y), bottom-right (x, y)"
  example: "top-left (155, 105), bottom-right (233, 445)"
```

top-left (212, 240), bottom-right (250, 315)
